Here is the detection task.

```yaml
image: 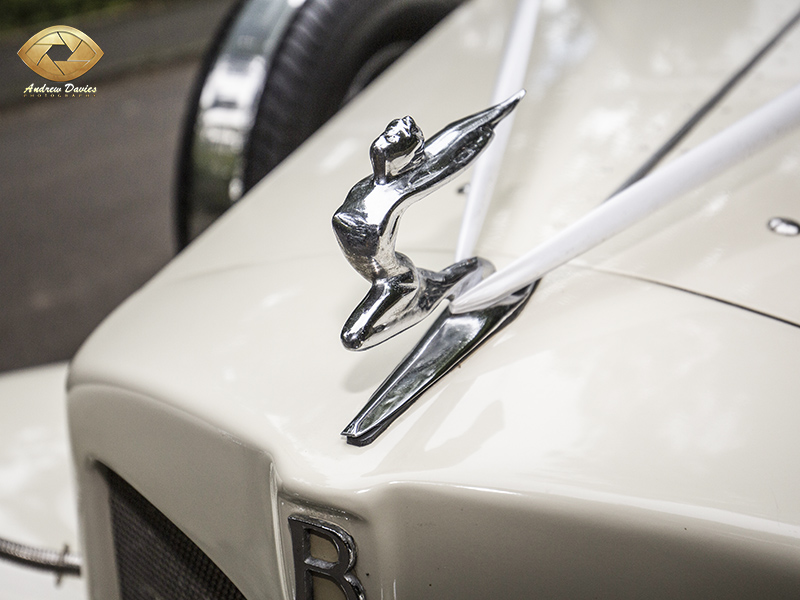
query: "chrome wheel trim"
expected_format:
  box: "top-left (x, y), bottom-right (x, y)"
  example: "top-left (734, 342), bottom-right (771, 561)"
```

top-left (178, 0), bottom-right (306, 246)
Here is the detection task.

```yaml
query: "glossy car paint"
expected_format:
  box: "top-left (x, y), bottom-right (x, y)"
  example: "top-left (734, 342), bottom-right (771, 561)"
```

top-left (0, 363), bottom-right (86, 600)
top-left (68, 0), bottom-right (800, 598)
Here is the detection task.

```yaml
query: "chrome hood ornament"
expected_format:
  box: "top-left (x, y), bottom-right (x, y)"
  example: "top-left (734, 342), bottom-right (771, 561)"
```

top-left (333, 92), bottom-right (524, 350)
top-left (333, 93), bottom-right (536, 446)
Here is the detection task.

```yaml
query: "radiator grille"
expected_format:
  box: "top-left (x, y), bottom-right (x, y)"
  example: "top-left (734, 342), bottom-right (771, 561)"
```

top-left (104, 467), bottom-right (247, 600)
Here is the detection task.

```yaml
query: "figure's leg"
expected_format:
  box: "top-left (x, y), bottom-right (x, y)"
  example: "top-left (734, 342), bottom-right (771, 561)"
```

top-left (417, 257), bottom-right (494, 311)
top-left (340, 257), bottom-right (494, 350)
top-left (341, 272), bottom-right (419, 351)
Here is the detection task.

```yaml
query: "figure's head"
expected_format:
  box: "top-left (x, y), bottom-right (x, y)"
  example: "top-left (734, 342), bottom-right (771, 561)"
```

top-left (370, 116), bottom-right (424, 183)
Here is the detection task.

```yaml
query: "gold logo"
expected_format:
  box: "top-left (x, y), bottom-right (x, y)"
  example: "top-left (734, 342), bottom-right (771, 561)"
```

top-left (18, 25), bottom-right (103, 82)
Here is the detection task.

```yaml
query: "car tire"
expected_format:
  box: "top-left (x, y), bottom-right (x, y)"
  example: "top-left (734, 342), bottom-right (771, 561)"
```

top-left (243, 0), bottom-right (463, 190)
top-left (176, 0), bottom-right (463, 248)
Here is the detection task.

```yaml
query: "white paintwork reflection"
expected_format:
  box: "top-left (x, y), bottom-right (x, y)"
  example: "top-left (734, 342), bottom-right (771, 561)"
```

top-left (0, 363), bottom-right (86, 599)
top-left (0, 560), bottom-right (86, 600)
top-left (0, 364), bottom-right (78, 549)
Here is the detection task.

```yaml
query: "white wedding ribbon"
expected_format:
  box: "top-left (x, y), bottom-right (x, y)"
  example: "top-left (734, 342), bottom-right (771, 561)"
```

top-left (455, 0), bottom-right (541, 261)
top-left (451, 81), bottom-right (800, 313)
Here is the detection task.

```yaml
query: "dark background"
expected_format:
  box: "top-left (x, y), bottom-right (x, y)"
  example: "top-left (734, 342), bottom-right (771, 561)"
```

top-left (0, 0), bottom-right (235, 372)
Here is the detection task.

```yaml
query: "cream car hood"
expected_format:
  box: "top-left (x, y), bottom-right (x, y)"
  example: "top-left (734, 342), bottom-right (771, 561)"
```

top-left (68, 0), bottom-right (800, 598)
top-left (152, 0), bottom-right (800, 325)
top-left (68, 257), bottom-right (800, 597)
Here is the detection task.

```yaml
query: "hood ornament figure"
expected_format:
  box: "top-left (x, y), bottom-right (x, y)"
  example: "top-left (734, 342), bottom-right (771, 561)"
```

top-left (333, 91), bottom-right (524, 350)
top-left (334, 92), bottom-right (536, 446)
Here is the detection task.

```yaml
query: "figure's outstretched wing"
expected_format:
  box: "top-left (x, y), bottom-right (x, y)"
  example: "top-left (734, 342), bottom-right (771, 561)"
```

top-left (397, 91), bottom-right (525, 196)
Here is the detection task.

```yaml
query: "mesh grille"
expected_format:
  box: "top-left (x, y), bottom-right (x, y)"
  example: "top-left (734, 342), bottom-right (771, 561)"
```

top-left (104, 467), bottom-right (248, 600)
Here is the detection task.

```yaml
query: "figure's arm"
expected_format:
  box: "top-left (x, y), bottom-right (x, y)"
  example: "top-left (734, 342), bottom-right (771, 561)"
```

top-left (393, 91), bottom-right (525, 199)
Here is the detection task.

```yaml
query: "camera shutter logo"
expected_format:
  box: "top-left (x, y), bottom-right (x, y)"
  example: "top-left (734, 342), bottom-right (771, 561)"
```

top-left (18, 25), bottom-right (103, 82)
